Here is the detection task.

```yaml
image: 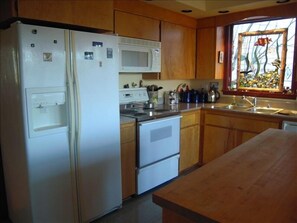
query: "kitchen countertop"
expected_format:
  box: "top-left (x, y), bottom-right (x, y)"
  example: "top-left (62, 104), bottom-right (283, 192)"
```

top-left (152, 128), bottom-right (297, 223)
top-left (161, 102), bottom-right (297, 120)
top-left (120, 101), bottom-right (297, 124)
top-left (120, 116), bottom-right (136, 124)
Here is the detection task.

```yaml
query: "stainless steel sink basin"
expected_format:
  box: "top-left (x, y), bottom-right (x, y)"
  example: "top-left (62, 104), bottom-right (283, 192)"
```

top-left (246, 107), bottom-right (283, 114)
top-left (217, 104), bottom-right (251, 111)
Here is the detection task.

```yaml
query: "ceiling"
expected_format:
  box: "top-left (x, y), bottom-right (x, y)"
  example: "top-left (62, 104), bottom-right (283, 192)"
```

top-left (142, 0), bottom-right (297, 19)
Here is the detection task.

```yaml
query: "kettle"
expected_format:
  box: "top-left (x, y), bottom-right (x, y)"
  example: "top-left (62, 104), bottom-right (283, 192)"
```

top-left (208, 85), bottom-right (220, 103)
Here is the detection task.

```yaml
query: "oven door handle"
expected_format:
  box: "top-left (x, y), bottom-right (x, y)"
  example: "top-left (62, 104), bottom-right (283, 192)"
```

top-left (138, 115), bottom-right (182, 126)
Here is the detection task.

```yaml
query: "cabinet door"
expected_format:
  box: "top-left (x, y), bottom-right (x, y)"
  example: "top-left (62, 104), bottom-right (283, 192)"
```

top-left (18, 0), bottom-right (71, 24)
top-left (196, 27), bottom-right (224, 79)
top-left (17, 0), bottom-right (113, 30)
top-left (71, 1), bottom-right (113, 30)
top-left (121, 141), bottom-right (136, 199)
top-left (161, 21), bottom-right (196, 79)
top-left (203, 125), bottom-right (236, 164)
top-left (238, 131), bottom-right (258, 145)
top-left (180, 125), bottom-right (200, 172)
top-left (120, 122), bottom-right (136, 199)
top-left (115, 11), bottom-right (160, 41)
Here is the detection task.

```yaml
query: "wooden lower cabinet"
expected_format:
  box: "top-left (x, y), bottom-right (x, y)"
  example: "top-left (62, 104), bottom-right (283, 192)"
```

top-left (202, 110), bottom-right (281, 164)
top-left (179, 110), bottom-right (200, 172)
top-left (120, 122), bottom-right (136, 200)
top-left (203, 125), bottom-right (236, 163)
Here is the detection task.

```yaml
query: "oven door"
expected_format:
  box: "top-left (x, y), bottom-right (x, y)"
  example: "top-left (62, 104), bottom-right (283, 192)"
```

top-left (138, 115), bottom-right (181, 168)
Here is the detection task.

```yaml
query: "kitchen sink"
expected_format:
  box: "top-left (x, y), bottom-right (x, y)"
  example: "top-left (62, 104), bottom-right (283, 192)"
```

top-left (246, 107), bottom-right (283, 114)
top-left (215, 104), bottom-right (284, 114)
top-left (217, 104), bottom-right (251, 111)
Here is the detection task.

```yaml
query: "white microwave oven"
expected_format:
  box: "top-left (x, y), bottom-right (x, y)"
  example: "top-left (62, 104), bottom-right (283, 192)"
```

top-left (118, 37), bottom-right (161, 73)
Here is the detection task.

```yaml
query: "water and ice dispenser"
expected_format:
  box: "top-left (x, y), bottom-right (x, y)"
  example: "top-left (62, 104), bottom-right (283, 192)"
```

top-left (26, 87), bottom-right (68, 137)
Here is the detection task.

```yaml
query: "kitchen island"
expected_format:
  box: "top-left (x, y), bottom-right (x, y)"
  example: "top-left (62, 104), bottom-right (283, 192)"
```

top-left (153, 128), bottom-right (297, 223)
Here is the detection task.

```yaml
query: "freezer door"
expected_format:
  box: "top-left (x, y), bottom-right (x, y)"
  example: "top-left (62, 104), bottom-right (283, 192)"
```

top-left (3, 23), bottom-right (77, 223)
top-left (71, 30), bottom-right (122, 222)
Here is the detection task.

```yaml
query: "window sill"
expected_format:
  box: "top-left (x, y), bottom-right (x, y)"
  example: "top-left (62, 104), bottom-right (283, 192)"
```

top-left (222, 89), bottom-right (296, 100)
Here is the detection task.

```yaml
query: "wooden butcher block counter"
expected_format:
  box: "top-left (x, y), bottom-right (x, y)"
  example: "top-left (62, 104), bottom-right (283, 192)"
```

top-left (153, 128), bottom-right (297, 223)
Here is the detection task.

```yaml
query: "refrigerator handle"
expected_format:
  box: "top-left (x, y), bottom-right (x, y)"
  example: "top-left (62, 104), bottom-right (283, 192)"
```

top-left (70, 31), bottom-right (81, 143)
top-left (65, 30), bottom-right (80, 223)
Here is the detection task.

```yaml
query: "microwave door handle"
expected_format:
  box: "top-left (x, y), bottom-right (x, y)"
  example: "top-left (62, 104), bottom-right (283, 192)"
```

top-left (150, 49), bottom-right (154, 69)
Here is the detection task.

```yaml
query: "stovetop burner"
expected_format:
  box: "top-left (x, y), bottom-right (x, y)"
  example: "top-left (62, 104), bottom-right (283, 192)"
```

top-left (119, 88), bottom-right (180, 121)
top-left (120, 107), bottom-right (179, 121)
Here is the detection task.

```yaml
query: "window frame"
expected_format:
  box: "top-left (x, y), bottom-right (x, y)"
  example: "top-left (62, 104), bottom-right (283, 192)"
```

top-left (222, 17), bottom-right (297, 99)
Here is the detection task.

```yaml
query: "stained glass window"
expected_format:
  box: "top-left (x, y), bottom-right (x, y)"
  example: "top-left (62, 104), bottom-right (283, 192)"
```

top-left (230, 18), bottom-right (295, 93)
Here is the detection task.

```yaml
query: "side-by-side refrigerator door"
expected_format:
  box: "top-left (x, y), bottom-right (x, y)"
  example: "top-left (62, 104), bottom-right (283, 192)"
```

top-left (70, 30), bottom-right (122, 222)
top-left (18, 24), bottom-right (77, 223)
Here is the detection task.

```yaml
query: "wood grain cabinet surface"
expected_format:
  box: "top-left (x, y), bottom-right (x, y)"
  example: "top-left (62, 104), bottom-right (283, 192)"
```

top-left (1, 0), bottom-right (114, 31)
top-left (196, 26), bottom-right (224, 80)
top-left (115, 11), bottom-right (160, 41)
top-left (161, 21), bottom-right (196, 80)
top-left (202, 110), bottom-right (281, 164)
top-left (179, 110), bottom-right (201, 172)
top-left (120, 122), bottom-right (136, 200)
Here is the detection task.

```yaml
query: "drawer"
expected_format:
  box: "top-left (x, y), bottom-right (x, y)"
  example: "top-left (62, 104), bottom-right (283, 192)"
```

top-left (205, 113), bottom-right (280, 133)
top-left (181, 110), bottom-right (200, 128)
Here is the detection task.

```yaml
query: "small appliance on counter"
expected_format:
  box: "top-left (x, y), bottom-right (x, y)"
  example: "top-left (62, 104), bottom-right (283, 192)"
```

top-left (208, 85), bottom-right (220, 103)
top-left (164, 91), bottom-right (178, 105)
top-left (147, 84), bottom-right (163, 106)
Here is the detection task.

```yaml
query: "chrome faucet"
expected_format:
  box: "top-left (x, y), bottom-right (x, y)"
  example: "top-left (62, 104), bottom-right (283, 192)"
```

top-left (242, 96), bottom-right (257, 107)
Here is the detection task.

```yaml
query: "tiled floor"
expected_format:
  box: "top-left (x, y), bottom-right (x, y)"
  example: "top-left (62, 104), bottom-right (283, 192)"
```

top-left (93, 191), bottom-right (162, 223)
top-left (0, 191), bottom-right (162, 223)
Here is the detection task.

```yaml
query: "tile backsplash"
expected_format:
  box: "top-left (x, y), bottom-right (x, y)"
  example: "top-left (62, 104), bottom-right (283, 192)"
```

top-left (119, 73), bottom-right (223, 104)
top-left (119, 74), bottom-right (296, 108)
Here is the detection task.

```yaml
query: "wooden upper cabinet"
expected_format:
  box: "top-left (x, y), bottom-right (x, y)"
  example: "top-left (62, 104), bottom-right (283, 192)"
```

top-left (0, 0), bottom-right (16, 23)
top-left (115, 11), bottom-right (160, 41)
top-left (71, 1), bottom-right (113, 30)
top-left (196, 26), bottom-right (224, 80)
top-left (18, 0), bottom-right (71, 24)
top-left (161, 21), bottom-right (196, 80)
top-left (16, 0), bottom-right (114, 30)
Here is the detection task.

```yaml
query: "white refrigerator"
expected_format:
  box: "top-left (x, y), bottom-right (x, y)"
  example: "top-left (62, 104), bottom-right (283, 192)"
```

top-left (0, 22), bottom-right (122, 223)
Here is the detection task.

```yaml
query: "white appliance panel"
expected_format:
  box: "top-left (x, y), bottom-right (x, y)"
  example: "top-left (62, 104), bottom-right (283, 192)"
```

top-left (0, 23), bottom-right (122, 223)
top-left (118, 36), bottom-right (161, 73)
top-left (137, 154), bottom-right (179, 195)
top-left (282, 121), bottom-right (297, 132)
top-left (18, 24), bottom-right (66, 88)
top-left (138, 116), bottom-right (180, 167)
top-left (27, 132), bottom-right (75, 223)
top-left (20, 24), bottom-right (76, 223)
top-left (71, 31), bottom-right (122, 222)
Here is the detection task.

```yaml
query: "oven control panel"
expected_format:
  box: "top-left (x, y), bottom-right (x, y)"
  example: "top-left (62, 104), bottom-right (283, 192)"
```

top-left (119, 88), bottom-right (149, 104)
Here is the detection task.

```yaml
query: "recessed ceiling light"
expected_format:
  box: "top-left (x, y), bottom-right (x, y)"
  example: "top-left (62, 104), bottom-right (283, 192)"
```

top-left (181, 9), bottom-right (192, 13)
top-left (218, 10), bottom-right (230, 14)
top-left (276, 0), bottom-right (290, 3)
